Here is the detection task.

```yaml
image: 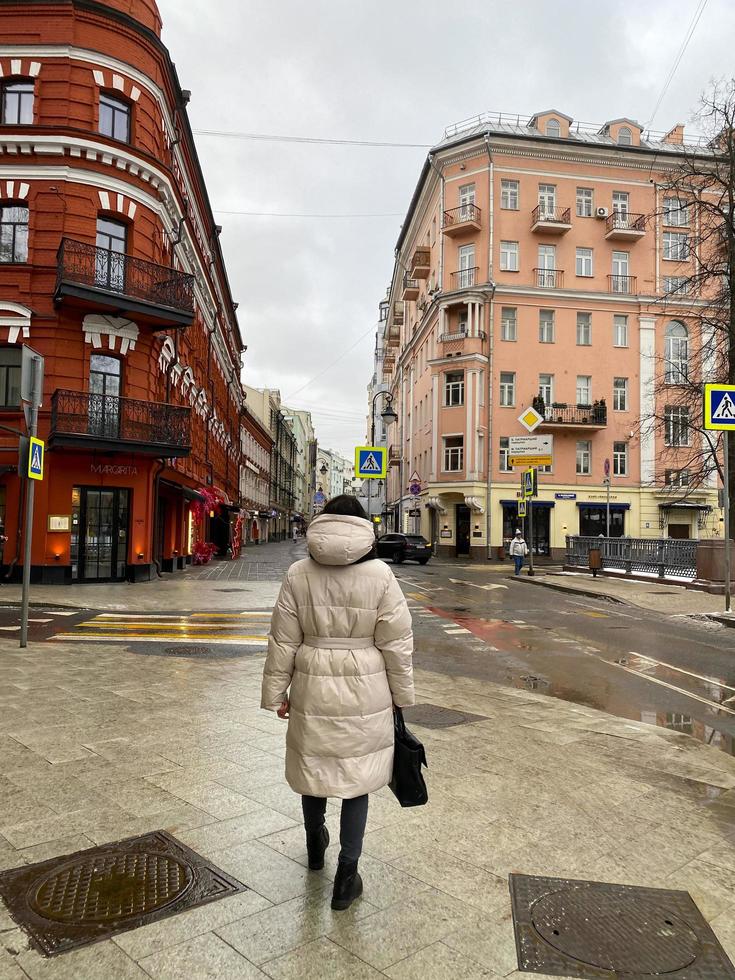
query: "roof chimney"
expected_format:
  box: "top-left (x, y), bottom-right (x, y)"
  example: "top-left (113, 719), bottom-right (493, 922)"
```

top-left (663, 123), bottom-right (685, 145)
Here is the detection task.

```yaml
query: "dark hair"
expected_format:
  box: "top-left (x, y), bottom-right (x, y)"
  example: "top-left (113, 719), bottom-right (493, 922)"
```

top-left (322, 495), bottom-right (369, 520)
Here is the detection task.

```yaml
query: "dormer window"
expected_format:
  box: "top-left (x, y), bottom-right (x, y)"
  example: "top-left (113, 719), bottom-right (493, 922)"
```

top-left (545, 118), bottom-right (561, 138)
top-left (618, 126), bottom-right (633, 146)
top-left (99, 93), bottom-right (131, 142)
top-left (1, 80), bottom-right (34, 125)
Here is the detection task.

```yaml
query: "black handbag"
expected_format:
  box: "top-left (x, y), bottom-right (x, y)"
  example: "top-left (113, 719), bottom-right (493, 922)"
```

top-left (389, 707), bottom-right (428, 807)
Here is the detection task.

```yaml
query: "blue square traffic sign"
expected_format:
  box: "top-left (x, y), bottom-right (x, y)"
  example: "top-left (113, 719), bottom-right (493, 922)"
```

top-left (28, 436), bottom-right (44, 481)
top-left (355, 445), bottom-right (387, 479)
top-left (704, 384), bottom-right (735, 430)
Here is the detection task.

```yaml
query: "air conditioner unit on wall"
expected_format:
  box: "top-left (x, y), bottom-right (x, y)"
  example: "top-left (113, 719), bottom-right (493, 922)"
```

top-left (596, 207), bottom-right (609, 218)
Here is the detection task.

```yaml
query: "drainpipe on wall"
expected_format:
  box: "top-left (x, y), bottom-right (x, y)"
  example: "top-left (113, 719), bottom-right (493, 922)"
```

top-left (485, 134), bottom-right (495, 560)
top-left (151, 458), bottom-right (166, 578)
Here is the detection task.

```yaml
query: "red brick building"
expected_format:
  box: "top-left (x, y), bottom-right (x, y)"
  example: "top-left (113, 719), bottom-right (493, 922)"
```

top-left (0, 0), bottom-right (247, 582)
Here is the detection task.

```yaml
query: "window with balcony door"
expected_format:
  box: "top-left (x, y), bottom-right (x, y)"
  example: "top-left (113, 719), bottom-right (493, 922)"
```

top-left (663, 197), bottom-right (689, 227)
top-left (538, 184), bottom-right (556, 218)
top-left (663, 231), bottom-right (689, 261)
top-left (0, 347), bottom-right (21, 407)
top-left (613, 377), bottom-right (628, 411)
top-left (500, 180), bottom-right (519, 210)
top-left (499, 372), bottom-right (516, 406)
top-left (665, 321), bottom-right (689, 383)
top-left (457, 244), bottom-right (476, 288)
top-left (95, 217), bottom-right (127, 290)
top-left (664, 405), bottom-right (690, 446)
top-left (618, 127), bottom-right (633, 145)
top-left (611, 251), bottom-right (630, 292)
top-left (442, 435), bottom-right (464, 472)
top-left (576, 312), bottom-right (591, 345)
top-left (576, 187), bottom-right (593, 217)
top-left (500, 306), bottom-right (517, 341)
top-left (576, 249), bottom-right (593, 277)
top-left (500, 240), bottom-right (518, 271)
top-left (444, 371), bottom-right (464, 407)
top-left (88, 354), bottom-right (121, 439)
top-left (0, 204), bottom-right (28, 263)
top-left (538, 373), bottom-right (554, 406)
top-left (576, 375), bottom-right (591, 405)
top-left (612, 191), bottom-right (629, 215)
top-left (545, 118), bottom-right (561, 137)
top-left (613, 441), bottom-right (628, 476)
top-left (458, 183), bottom-right (475, 220)
top-left (99, 93), bottom-right (131, 142)
top-left (1, 79), bottom-right (34, 124)
top-left (539, 309), bottom-right (554, 344)
top-left (457, 309), bottom-right (468, 335)
top-left (537, 244), bottom-right (556, 287)
top-left (499, 436), bottom-right (511, 472)
top-left (576, 441), bottom-right (591, 475)
top-left (613, 314), bottom-right (629, 347)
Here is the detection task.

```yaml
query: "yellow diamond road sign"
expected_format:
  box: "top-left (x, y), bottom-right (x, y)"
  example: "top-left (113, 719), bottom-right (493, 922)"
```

top-left (518, 406), bottom-right (543, 433)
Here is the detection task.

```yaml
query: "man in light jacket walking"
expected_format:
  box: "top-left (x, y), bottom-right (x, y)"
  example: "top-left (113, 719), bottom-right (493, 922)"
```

top-left (262, 495), bottom-right (415, 911)
top-left (509, 529), bottom-right (529, 576)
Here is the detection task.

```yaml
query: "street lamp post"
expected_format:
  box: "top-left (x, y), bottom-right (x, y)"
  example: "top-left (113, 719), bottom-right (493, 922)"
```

top-left (368, 392), bottom-right (397, 521)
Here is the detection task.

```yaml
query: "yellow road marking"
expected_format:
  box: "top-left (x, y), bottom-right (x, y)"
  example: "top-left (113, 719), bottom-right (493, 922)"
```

top-left (406, 592), bottom-right (429, 601)
top-left (53, 633), bottom-right (268, 643)
top-left (582, 611), bottom-right (609, 618)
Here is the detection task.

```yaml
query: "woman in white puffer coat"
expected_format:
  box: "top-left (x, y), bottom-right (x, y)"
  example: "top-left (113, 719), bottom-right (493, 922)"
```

top-left (261, 495), bottom-right (415, 910)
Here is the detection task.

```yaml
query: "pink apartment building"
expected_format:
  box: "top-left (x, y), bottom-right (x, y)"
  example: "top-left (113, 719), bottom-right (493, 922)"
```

top-left (382, 109), bottom-right (721, 559)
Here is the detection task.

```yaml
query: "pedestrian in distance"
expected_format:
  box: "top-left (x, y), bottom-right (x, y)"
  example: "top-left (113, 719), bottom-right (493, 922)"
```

top-left (510, 529), bottom-right (529, 576)
top-left (261, 494), bottom-right (415, 911)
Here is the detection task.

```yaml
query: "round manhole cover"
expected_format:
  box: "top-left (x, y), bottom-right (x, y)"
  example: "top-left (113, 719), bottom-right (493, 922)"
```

top-left (164, 645), bottom-right (211, 656)
top-left (531, 886), bottom-right (700, 974)
top-left (28, 851), bottom-right (194, 924)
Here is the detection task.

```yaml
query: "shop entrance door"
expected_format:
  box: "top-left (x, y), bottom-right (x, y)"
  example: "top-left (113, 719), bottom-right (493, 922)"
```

top-left (456, 504), bottom-right (471, 557)
top-left (71, 487), bottom-right (130, 582)
top-left (529, 506), bottom-right (550, 556)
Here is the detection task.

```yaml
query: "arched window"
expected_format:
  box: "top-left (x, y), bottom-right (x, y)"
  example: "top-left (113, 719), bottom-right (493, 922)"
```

top-left (665, 321), bottom-right (688, 383)
top-left (618, 126), bottom-right (633, 146)
top-left (1, 79), bottom-right (34, 125)
top-left (545, 118), bottom-right (561, 138)
top-left (0, 203), bottom-right (29, 263)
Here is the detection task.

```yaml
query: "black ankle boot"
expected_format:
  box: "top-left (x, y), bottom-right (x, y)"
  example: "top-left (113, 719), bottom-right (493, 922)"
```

top-left (331, 859), bottom-right (363, 911)
top-left (306, 825), bottom-right (329, 870)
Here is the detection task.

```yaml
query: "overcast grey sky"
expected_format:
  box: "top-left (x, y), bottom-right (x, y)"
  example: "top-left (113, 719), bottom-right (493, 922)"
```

top-left (159, 0), bottom-right (733, 458)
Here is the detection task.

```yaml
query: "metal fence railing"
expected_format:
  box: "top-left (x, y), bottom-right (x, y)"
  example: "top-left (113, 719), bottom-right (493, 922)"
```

top-left (566, 535), bottom-right (698, 580)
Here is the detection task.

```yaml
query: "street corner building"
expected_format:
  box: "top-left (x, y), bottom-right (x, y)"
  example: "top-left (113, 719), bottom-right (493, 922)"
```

top-left (378, 109), bottom-right (723, 560)
top-left (0, 0), bottom-right (248, 583)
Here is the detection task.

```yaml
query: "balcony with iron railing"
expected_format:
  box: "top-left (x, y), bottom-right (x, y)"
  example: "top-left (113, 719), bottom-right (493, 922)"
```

top-left (531, 205), bottom-right (572, 233)
top-left (410, 246), bottom-right (431, 279)
top-left (533, 398), bottom-right (608, 429)
top-left (449, 266), bottom-right (480, 290)
top-left (388, 445), bottom-right (402, 466)
top-left (442, 204), bottom-right (481, 236)
top-left (533, 268), bottom-right (564, 288)
top-left (55, 239), bottom-right (196, 327)
top-left (605, 211), bottom-right (646, 241)
top-left (402, 274), bottom-right (419, 300)
top-left (50, 390), bottom-right (191, 456)
top-left (608, 274), bottom-right (637, 294)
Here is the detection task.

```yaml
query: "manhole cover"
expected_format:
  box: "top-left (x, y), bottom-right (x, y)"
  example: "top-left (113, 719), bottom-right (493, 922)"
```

top-left (510, 874), bottom-right (735, 979)
top-left (402, 703), bottom-right (488, 729)
top-left (164, 645), bottom-right (212, 656)
top-left (29, 851), bottom-right (193, 924)
top-left (0, 831), bottom-right (246, 957)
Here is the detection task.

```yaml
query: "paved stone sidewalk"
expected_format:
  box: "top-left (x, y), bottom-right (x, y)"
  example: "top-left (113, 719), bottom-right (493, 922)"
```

top-left (1, 636), bottom-right (735, 977)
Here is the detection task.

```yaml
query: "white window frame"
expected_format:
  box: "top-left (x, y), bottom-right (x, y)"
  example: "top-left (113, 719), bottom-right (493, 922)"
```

top-left (613, 441), bottom-right (628, 476)
top-left (576, 375), bottom-right (592, 405)
top-left (499, 436), bottom-right (511, 472)
top-left (576, 187), bottom-right (593, 217)
top-left (664, 406), bottom-right (691, 447)
top-left (576, 440), bottom-right (591, 475)
top-left (538, 373), bottom-right (554, 405)
top-left (665, 322), bottom-right (689, 384)
top-left (613, 314), bottom-right (629, 348)
top-left (663, 231), bottom-right (689, 261)
top-left (576, 313), bottom-right (592, 346)
top-left (613, 377), bottom-right (628, 412)
top-left (612, 191), bottom-right (629, 214)
top-left (500, 306), bottom-right (517, 341)
top-left (500, 240), bottom-right (519, 272)
top-left (442, 435), bottom-right (464, 472)
top-left (545, 118), bottom-right (561, 137)
top-left (575, 248), bottom-right (593, 278)
top-left (539, 309), bottom-right (555, 344)
top-left (500, 179), bottom-right (519, 210)
top-left (444, 370), bottom-right (465, 407)
top-left (663, 197), bottom-right (689, 227)
top-left (499, 371), bottom-right (516, 407)
top-left (663, 276), bottom-right (689, 296)
top-left (538, 183), bottom-right (556, 217)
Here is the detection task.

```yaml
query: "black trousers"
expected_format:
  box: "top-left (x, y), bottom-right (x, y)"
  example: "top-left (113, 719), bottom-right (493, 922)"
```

top-left (302, 794), bottom-right (369, 863)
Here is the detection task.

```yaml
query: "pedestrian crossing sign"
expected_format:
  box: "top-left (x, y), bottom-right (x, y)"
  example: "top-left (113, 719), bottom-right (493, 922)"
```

top-left (355, 445), bottom-right (387, 479)
top-left (28, 436), bottom-right (44, 481)
top-left (704, 384), bottom-right (735, 430)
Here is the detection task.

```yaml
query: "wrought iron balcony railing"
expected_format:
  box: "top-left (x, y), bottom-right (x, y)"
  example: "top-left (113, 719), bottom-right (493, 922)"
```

top-left (450, 267), bottom-right (479, 289)
top-left (442, 204), bottom-right (481, 228)
top-left (531, 204), bottom-right (571, 226)
top-left (608, 274), bottom-right (637, 294)
top-left (50, 390), bottom-right (191, 455)
top-left (533, 267), bottom-right (564, 288)
top-left (535, 401), bottom-right (608, 426)
top-left (56, 239), bottom-right (195, 321)
top-left (606, 211), bottom-right (646, 233)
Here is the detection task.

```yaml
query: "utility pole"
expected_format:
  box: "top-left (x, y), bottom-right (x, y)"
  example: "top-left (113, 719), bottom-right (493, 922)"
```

top-left (20, 348), bottom-right (44, 649)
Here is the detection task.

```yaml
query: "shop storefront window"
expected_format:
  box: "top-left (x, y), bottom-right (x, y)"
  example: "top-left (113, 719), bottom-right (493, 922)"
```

top-left (578, 505), bottom-right (626, 537)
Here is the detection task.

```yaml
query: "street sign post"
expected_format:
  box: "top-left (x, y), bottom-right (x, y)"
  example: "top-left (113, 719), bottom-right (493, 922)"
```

top-left (355, 445), bottom-right (387, 480)
top-left (704, 383), bottom-right (735, 612)
top-left (523, 467), bottom-right (537, 576)
top-left (20, 347), bottom-right (44, 648)
top-left (604, 457), bottom-right (611, 536)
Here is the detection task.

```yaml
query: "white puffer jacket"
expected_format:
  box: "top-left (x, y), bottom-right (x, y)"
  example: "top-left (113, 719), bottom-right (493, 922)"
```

top-left (261, 513), bottom-right (415, 799)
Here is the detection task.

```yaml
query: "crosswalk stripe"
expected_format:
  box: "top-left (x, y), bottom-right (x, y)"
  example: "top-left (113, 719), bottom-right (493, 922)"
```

top-left (52, 634), bottom-right (268, 644)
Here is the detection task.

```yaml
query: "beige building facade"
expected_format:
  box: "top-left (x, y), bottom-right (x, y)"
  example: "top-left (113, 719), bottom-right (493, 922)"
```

top-left (381, 109), bottom-right (721, 558)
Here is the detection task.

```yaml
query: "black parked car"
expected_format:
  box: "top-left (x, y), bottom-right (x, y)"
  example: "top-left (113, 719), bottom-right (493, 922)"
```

top-left (377, 533), bottom-right (432, 565)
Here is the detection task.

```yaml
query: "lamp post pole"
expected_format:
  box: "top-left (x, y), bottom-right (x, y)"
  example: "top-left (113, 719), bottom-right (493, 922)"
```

top-left (369, 391), bottom-right (397, 526)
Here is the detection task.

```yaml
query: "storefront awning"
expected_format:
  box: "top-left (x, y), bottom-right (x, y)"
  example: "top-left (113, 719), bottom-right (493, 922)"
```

top-left (576, 501), bottom-right (630, 510)
top-left (160, 479), bottom-right (205, 504)
top-left (658, 501), bottom-right (712, 511)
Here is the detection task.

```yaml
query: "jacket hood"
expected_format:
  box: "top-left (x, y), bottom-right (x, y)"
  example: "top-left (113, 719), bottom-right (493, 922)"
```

top-left (307, 514), bottom-right (376, 566)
